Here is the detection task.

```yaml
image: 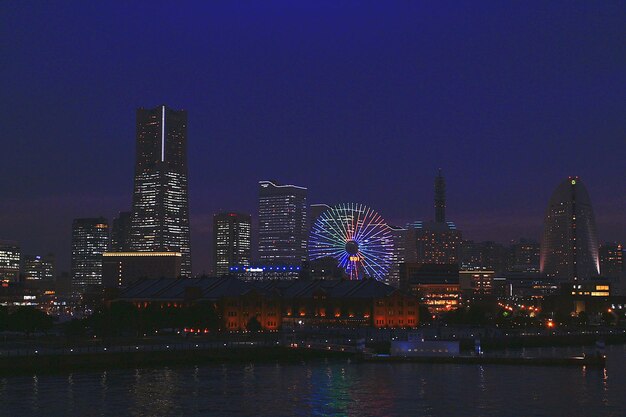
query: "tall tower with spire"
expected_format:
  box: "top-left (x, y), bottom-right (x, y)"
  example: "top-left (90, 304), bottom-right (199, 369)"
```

top-left (129, 105), bottom-right (192, 277)
top-left (435, 169), bottom-right (446, 223)
top-left (407, 170), bottom-right (462, 265)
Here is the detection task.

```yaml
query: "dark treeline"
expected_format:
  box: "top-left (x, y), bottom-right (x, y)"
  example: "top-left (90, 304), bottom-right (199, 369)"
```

top-left (0, 306), bottom-right (54, 335)
top-left (64, 302), bottom-right (222, 338)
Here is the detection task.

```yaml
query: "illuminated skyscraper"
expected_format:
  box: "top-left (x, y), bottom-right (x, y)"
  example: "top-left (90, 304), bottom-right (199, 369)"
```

top-left (540, 177), bottom-right (600, 281)
top-left (0, 241), bottom-right (20, 282)
top-left (213, 212), bottom-right (251, 277)
top-left (71, 217), bottom-right (109, 292)
top-left (258, 180), bottom-right (308, 265)
top-left (130, 105), bottom-right (192, 277)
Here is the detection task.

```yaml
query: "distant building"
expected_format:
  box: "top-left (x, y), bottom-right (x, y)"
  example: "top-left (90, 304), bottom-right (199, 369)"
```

top-left (477, 241), bottom-right (509, 273)
top-left (130, 105), bottom-right (192, 277)
top-left (510, 239), bottom-right (540, 272)
top-left (387, 226), bottom-right (408, 288)
top-left (229, 264), bottom-right (302, 281)
top-left (503, 271), bottom-right (558, 299)
top-left (399, 263), bottom-right (460, 313)
top-left (408, 171), bottom-right (462, 265)
top-left (459, 269), bottom-right (495, 300)
top-left (304, 257), bottom-right (346, 281)
top-left (22, 254), bottom-right (55, 281)
top-left (258, 180), bottom-right (308, 265)
top-left (111, 211), bottom-right (132, 252)
top-left (116, 277), bottom-right (419, 330)
top-left (458, 240), bottom-right (509, 273)
top-left (213, 212), bottom-right (251, 277)
top-left (540, 177), bottom-right (600, 281)
top-left (458, 240), bottom-right (482, 270)
top-left (599, 243), bottom-right (623, 278)
top-left (102, 252), bottom-right (182, 287)
top-left (309, 204), bottom-right (331, 228)
top-left (411, 221), bottom-right (462, 265)
top-left (0, 241), bottom-right (20, 282)
top-left (71, 217), bottom-right (109, 293)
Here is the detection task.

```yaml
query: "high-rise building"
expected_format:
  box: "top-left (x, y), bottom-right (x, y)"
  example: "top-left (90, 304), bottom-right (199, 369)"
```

top-left (258, 180), bottom-right (308, 265)
top-left (409, 171), bottom-right (462, 265)
top-left (111, 211), bottom-right (132, 252)
top-left (510, 239), bottom-right (540, 272)
top-left (0, 241), bottom-right (20, 282)
top-left (23, 254), bottom-right (55, 281)
top-left (387, 226), bottom-right (408, 288)
top-left (458, 240), bottom-right (482, 269)
top-left (310, 204), bottom-right (331, 228)
top-left (540, 177), bottom-right (600, 281)
top-left (213, 212), bottom-right (252, 277)
top-left (130, 105), bottom-right (192, 277)
top-left (71, 217), bottom-right (109, 292)
top-left (599, 243), bottom-right (623, 278)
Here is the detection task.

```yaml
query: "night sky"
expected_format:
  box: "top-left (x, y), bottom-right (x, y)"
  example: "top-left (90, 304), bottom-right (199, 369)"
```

top-left (1, 1), bottom-right (624, 275)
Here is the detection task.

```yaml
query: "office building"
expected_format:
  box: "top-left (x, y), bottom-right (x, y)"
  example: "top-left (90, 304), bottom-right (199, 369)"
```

top-left (23, 254), bottom-right (55, 281)
top-left (399, 263), bottom-right (460, 313)
top-left (102, 252), bottom-right (182, 287)
top-left (71, 217), bottom-right (109, 293)
top-left (0, 241), bottom-right (20, 282)
top-left (213, 212), bottom-right (251, 277)
top-left (111, 211), bottom-right (132, 252)
top-left (409, 171), bottom-right (462, 265)
top-left (540, 177), bottom-right (600, 281)
top-left (258, 180), bottom-right (308, 265)
top-left (599, 243), bottom-right (623, 278)
top-left (387, 226), bottom-right (408, 288)
top-left (510, 239), bottom-right (540, 272)
top-left (130, 105), bottom-right (192, 277)
top-left (459, 269), bottom-right (495, 300)
top-left (309, 204), bottom-right (331, 229)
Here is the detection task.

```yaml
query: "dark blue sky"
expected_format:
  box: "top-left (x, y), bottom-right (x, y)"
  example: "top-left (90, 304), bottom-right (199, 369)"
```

top-left (1, 1), bottom-right (624, 274)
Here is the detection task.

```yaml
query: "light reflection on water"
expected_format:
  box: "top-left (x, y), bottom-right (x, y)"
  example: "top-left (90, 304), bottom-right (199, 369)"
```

top-left (0, 345), bottom-right (624, 417)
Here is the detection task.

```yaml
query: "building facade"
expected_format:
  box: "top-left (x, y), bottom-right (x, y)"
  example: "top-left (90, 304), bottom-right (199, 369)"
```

top-left (0, 241), bottom-right (20, 282)
top-left (258, 180), bottom-right (308, 265)
top-left (213, 212), bottom-right (251, 277)
top-left (510, 239), bottom-right (540, 272)
top-left (408, 171), bottom-right (462, 265)
top-left (117, 277), bottom-right (419, 331)
top-left (540, 177), bottom-right (600, 281)
top-left (599, 243), bottom-right (623, 278)
top-left (387, 226), bottom-right (408, 288)
top-left (71, 217), bottom-right (109, 293)
top-left (229, 264), bottom-right (302, 281)
top-left (400, 263), bottom-right (460, 313)
top-left (111, 211), bottom-right (132, 252)
top-left (102, 252), bottom-right (182, 287)
top-left (22, 254), bottom-right (55, 281)
top-left (130, 105), bottom-right (192, 277)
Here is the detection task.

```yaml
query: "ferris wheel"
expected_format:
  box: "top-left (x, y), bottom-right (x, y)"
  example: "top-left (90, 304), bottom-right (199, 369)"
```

top-left (309, 203), bottom-right (394, 280)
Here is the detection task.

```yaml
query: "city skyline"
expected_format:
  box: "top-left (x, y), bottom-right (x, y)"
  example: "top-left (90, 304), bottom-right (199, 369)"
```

top-left (1, 2), bottom-right (624, 275)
